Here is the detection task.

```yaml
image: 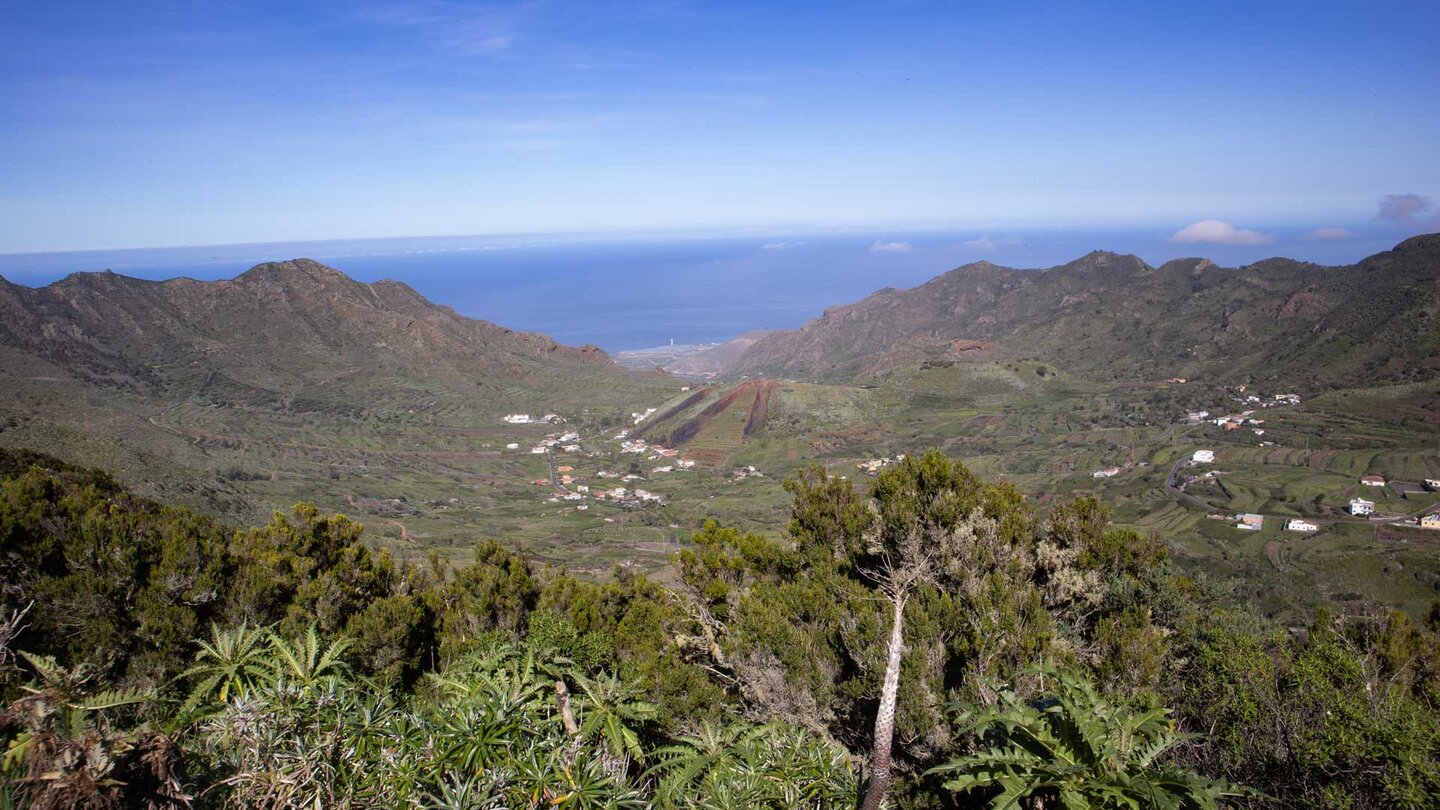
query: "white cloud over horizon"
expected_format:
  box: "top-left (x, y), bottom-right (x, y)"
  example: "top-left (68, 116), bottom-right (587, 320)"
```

top-left (761, 240), bottom-right (804, 250)
top-left (962, 235), bottom-right (1022, 251)
top-left (1170, 219), bottom-right (1274, 246)
top-left (1377, 193), bottom-right (1434, 225)
top-left (870, 240), bottom-right (913, 253)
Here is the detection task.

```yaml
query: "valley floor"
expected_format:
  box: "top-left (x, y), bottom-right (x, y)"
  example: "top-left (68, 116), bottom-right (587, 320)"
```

top-left (3, 361), bottom-right (1438, 622)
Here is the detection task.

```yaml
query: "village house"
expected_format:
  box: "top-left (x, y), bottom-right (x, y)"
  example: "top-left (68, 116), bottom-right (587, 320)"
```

top-left (502, 413), bottom-right (532, 424)
top-left (1424, 478), bottom-right (1440, 492)
top-left (559, 432), bottom-right (580, 443)
top-left (1418, 514), bottom-right (1440, 530)
top-left (652, 465), bottom-right (674, 473)
top-left (1359, 475), bottom-right (1386, 487)
top-left (506, 443), bottom-right (520, 450)
top-left (675, 459), bottom-right (696, 469)
top-left (1092, 467), bottom-right (1121, 479)
top-left (1192, 450), bottom-right (1215, 463)
top-left (530, 446), bottom-right (547, 454)
top-left (543, 414), bottom-right (562, 423)
top-left (1235, 513), bottom-right (1264, 531)
top-left (1285, 519), bottom-right (1320, 533)
top-left (556, 465), bottom-right (574, 473)
top-left (1349, 498), bottom-right (1375, 516)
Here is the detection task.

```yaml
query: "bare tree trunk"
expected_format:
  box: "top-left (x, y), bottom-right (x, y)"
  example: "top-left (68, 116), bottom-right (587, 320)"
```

top-left (555, 680), bottom-right (580, 737)
top-left (555, 680), bottom-right (582, 762)
top-left (861, 592), bottom-right (906, 810)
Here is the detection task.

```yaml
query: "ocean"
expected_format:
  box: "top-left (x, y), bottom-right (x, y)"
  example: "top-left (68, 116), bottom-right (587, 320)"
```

top-left (0, 227), bottom-right (1402, 352)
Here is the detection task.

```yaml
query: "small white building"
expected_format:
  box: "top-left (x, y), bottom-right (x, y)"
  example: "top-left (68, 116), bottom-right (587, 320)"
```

top-left (1425, 478), bottom-right (1440, 491)
top-left (1092, 467), bottom-right (1121, 479)
top-left (1235, 513), bottom-right (1264, 531)
top-left (1285, 519), bottom-right (1319, 533)
top-left (1349, 498), bottom-right (1375, 516)
top-left (1193, 450), bottom-right (1215, 464)
top-left (503, 413), bottom-right (532, 424)
top-left (1359, 475), bottom-right (1387, 487)
top-left (506, 443), bottom-right (520, 450)
top-left (530, 446), bottom-right (547, 455)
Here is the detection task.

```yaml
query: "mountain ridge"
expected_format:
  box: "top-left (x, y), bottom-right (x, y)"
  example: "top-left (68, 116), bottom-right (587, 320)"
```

top-left (705, 235), bottom-right (1440, 386)
top-left (0, 257), bottom-right (627, 403)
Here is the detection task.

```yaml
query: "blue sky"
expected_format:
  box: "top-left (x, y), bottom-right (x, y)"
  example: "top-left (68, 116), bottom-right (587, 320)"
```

top-left (2, 1), bottom-right (1437, 252)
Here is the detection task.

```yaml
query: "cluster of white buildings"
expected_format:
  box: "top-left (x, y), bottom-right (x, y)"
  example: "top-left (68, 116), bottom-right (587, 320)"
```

top-left (591, 486), bottom-right (664, 505)
top-left (502, 413), bottom-right (563, 425)
top-left (1187, 391), bottom-right (1299, 430)
top-left (857, 454), bottom-right (906, 476)
top-left (630, 407), bottom-right (657, 425)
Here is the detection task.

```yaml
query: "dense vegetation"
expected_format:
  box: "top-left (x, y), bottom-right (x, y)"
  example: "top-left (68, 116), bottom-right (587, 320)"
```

top-left (2, 446), bottom-right (1438, 808)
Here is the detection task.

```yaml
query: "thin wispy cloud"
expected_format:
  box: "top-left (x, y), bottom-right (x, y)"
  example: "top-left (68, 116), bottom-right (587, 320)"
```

top-left (962, 236), bottom-right (1020, 251)
top-left (1376, 193), bottom-right (1434, 225)
top-left (762, 241), bottom-right (803, 250)
top-left (1170, 220), bottom-right (1274, 246)
top-left (870, 240), bottom-right (912, 253)
top-left (358, 1), bottom-right (528, 55)
top-left (1306, 227), bottom-right (1357, 241)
